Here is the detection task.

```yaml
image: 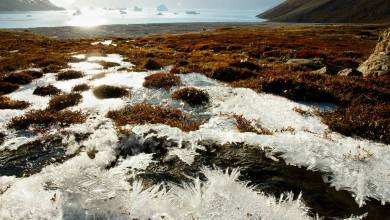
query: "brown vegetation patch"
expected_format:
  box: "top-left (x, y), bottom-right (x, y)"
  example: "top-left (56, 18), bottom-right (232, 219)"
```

top-left (92, 85), bottom-right (130, 99)
top-left (0, 82), bottom-right (19, 95)
top-left (171, 87), bottom-right (209, 106)
top-left (107, 104), bottom-right (203, 132)
top-left (233, 114), bottom-right (273, 135)
top-left (9, 109), bottom-right (87, 130)
top-left (4, 72), bottom-right (33, 85)
top-left (56, 70), bottom-right (84, 81)
top-left (72, 83), bottom-right (90, 92)
top-left (143, 73), bottom-right (181, 89)
top-left (322, 104), bottom-right (390, 144)
top-left (144, 59), bottom-right (162, 70)
top-left (48, 93), bottom-right (82, 111)
top-left (95, 61), bottom-right (121, 69)
top-left (33, 85), bottom-right (61, 96)
top-left (209, 67), bottom-right (256, 82)
top-left (0, 96), bottom-right (30, 109)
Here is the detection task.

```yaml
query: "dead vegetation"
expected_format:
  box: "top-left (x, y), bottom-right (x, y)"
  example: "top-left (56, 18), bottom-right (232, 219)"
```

top-left (72, 83), bottom-right (90, 92)
top-left (92, 85), bottom-right (130, 99)
top-left (144, 59), bottom-right (162, 70)
top-left (233, 114), bottom-right (273, 135)
top-left (143, 73), bottom-right (181, 89)
top-left (94, 61), bottom-right (120, 69)
top-left (56, 70), bottom-right (84, 81)
top-left (0, 25), bottom-right (388, 142)
top-left (33, 85), bottom-right (61, 96)
top-left (171, 87), bottom-right (209, 106)
top-left (48, 93), bottom-right (82, 111)
top-left (107, 103), bottom-right (203, 132)
top-left (0, 82), bottom-right (19, 95)
top-left (3, 71), bottom-right (39, 85)
top-left (8, 110), bottom-right (87, 130)
top-left (0, 96), bottom-right (30, 109)
top-left (322, 103), bottom-right (389, 144)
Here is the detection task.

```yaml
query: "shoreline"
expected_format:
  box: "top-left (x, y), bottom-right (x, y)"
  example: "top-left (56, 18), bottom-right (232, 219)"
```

top-left (3, 22), bottom-right (387, 39)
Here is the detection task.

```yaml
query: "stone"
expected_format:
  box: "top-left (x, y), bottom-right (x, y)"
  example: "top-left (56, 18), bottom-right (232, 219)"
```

top-left (287, 58), bottom-right (320, 69)
top-left (337, 68), bottom-right (363, 77)
top-left (358, 28), bottom-right (390, 77)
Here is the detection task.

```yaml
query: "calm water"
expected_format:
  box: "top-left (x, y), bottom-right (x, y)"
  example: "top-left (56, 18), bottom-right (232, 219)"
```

top-left (0, 8), bottom-right (265, 28)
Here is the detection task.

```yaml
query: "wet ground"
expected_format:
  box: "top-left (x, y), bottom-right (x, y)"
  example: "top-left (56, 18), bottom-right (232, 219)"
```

top-left (0, 52), bottom-right (389, 219)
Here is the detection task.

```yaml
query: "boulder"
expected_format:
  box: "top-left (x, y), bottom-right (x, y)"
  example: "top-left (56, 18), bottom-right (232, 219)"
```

top-left (358, 28), bottom-right (390, 77)
top-left (286, 59), bottom-right (320, 69)
top-left (337, 68), bottom-right (363, 77)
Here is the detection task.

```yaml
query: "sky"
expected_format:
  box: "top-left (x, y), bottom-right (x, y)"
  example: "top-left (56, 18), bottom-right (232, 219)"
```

top-left (51, 0), bottom-right (282, 10)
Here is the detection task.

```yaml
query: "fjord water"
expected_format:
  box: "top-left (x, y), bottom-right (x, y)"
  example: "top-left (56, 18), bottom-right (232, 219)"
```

top-left (0, 8), bottom-right (264, 28)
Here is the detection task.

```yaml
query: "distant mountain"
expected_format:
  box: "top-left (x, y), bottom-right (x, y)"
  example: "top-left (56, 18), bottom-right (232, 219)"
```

top-left (258, 0), bottom-right (390, 23)
top-left (0, 0), bottom-right (63, 11)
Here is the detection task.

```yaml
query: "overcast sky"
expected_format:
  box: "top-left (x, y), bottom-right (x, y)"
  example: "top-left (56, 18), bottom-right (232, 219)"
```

top-left (51, 0), bottom-right (282, 10)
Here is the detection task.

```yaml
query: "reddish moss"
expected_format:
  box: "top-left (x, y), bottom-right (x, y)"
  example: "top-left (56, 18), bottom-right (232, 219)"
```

top-left (0, 96), bottom-right (30, 109)
top-left (48, 93), bottom-right (82, 111)
top-left (56, 70), bottom-right (84, 81)
top-left (171, 87), bottom-right (209, 106)
top-left (144, 59), bottom-right (162, 70)
top-left (72, 83), bottom-right (90, 92)
top-left (0, 82), bottom-right (19, 95)
top-left (92, 85), bottom-right (130, 99)
top-left (322, 104), bottom-right (390, 144)
top-left (143, 73), bottom-right (181, 89)
top-left (107, 104), bottom-right (203, 132)
top-left (210, 67), bottom-right (256, 82)
top-left (9, 110), bottom-right (87, 130)
top-left (33, 85), bottom-right (61, 96)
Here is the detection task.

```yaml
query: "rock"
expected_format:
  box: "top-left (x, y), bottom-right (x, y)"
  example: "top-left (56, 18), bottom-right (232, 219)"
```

top-left (311, 65), bottom-right (342, 75)
top-left (287, 59), bottom-right (320, 69)
top-left (337, 68), bottom-right (363, 77)
top-left (358, 28), bottom-right (390, 77)
top-left (311, 67), bottom-right (328, 75)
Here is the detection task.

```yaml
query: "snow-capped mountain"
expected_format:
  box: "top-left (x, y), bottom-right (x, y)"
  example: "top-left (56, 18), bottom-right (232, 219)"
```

top-left (0, 0), bottom-right (63, 11)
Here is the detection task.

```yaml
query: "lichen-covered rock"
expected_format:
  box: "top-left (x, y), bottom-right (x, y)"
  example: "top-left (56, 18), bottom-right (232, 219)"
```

top-left (337, 68), bottom-right (362, 77)
top-left (358, 28), bottom-right (390, 77)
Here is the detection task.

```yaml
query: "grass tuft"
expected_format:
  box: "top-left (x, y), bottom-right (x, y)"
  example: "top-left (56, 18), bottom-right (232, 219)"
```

top-left (171, 87), bottom-right (209, 106)
top-left (143, 73), bottom-right (181, 89)
top-left (92, 85), bottom-right (130, 99)
top-left (56, 70), bottom-right (84, 81)
top-left (33, 85), bottom-right (61, 96)
top-left (210, 67), bottom-right (256, 82)
top-left (9, 110), bottom-right (87, 130)
top-left (72, 83), bottom-right (90, 92)
top-left (144, 59), bottom-right (162, 70)
top-left (4, 72), bottom-right (33, 85)
top-left (0, 82), bottom-right (19, 95)
top-left (95, 61), bottom-right (121, 69)
top-left (107, 103), bottom-right (203, 132)
top-left (0, 96), bottom-right (30, 109)
top-left (48, 93), bottom-right (82, 111)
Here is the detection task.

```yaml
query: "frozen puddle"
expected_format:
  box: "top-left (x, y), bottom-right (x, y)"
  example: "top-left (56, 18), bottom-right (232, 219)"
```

top-left (0, 54), bottom-right (389, 219)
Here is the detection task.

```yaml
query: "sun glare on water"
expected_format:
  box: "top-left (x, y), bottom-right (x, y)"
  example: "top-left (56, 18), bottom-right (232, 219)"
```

top-left (67, 9), bottom-right (107, 27)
